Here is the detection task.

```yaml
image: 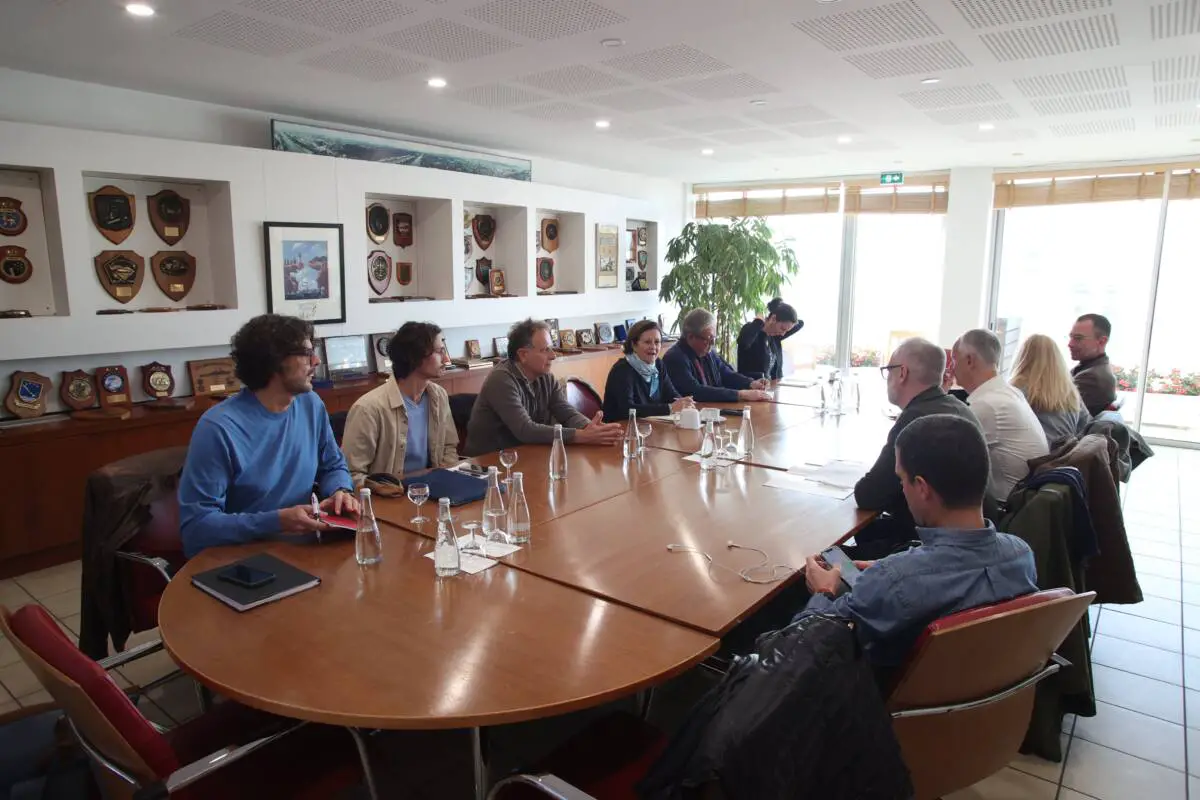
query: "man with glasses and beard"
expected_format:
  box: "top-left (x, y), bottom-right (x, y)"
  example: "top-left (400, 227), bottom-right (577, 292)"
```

top-left (179, 314), bottom-right (357, 557)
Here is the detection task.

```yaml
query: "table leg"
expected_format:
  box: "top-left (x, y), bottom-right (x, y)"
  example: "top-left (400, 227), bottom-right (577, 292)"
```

top-left (347, 727), bottom-right (379, 800)
top-left (472, 726), bottom-right (489, 800)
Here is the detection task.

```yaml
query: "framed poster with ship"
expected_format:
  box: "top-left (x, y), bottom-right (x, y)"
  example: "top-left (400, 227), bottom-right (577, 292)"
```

top-left (263, 222), bottom-right (345, 325)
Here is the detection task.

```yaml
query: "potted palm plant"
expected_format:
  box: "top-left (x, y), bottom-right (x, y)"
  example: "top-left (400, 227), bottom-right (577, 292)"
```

top-left (659, 217), bottom-right (799, 361)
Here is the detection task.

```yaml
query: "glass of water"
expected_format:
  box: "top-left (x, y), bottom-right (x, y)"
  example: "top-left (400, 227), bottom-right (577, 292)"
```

top-left (499, 449), bottom-right (519, 485)
top-left (636, 422), bottom-right (652, 456)
top-left (407, 482), bottom-right (430, 523)
top-left (722, 429), bottom-right (740, 460)
top-left (461, 519), bottom-right (485, 556)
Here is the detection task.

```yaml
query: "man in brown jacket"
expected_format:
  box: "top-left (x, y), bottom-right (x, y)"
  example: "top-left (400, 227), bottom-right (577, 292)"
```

top-left (342, 322), bottom-right (460, 485)
top-left (464, 319), bottom-right (623, 456)
top-left (1068, 313), bottom-right (1118, 417)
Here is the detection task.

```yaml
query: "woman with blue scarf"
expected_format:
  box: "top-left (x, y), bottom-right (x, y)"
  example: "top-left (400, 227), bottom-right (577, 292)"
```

top-left (602, 320), bottom-right (695, 422)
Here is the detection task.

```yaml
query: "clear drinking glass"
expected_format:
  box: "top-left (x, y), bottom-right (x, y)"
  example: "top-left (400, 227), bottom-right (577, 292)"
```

top-left (461, 520), bottom-right (485, 556)
top-left (407, 482), bottom-right (430, 523)
top-left (636, 422), bottom-right (652, 456)
top-left (482, 467), bottom-right (508, 546)
top-left (722, 429), bottom-right (740, 460)
top-left (699, 420), bottom-right (717, 471)
top-left (499, 449), bottom-right (519, 485)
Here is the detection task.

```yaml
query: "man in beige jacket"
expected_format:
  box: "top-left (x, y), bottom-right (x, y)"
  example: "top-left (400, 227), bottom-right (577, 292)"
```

top-left (342, 322), bottom-right (460, 485)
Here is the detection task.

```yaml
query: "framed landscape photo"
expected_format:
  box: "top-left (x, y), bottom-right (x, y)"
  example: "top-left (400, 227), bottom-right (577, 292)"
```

top-left (263, 222), bottom-right (346, 325)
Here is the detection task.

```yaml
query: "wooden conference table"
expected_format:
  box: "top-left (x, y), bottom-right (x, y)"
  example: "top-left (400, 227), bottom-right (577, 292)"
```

top-left (158, 399), bottom-right (884, 799)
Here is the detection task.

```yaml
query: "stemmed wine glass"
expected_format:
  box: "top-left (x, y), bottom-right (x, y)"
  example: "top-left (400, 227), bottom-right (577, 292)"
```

top-left (499, 449), bottom-right (519, 485)
top-left (407, 482), bottom-right (430, 524)
top-left (461, 519), bottom-right (485, 556)
top-left (635, 422), bottom-right (652, 456)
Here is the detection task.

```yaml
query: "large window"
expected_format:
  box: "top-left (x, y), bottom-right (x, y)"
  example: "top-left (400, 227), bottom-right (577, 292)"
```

top-left (765, 214), bottom-right (842, 376)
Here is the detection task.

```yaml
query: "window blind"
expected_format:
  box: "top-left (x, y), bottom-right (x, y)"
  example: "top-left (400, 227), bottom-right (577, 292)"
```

top-left (994, 164), bottom-right (1200, 208)
top-left (692, 173), bottom-right (950, 218)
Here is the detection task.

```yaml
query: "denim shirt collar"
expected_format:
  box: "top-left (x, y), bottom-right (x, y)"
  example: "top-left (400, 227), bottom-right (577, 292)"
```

top-left (916, 521), bottom-right (998, 547)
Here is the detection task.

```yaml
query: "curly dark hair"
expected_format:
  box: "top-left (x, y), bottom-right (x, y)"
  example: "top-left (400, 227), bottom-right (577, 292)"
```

top-left (507, 318), bottom-right (551, 360)
top-left (622, 320), bottom-right (661, 354)
top-left (230, 314), bottom-right (314, 390)
top-left (388, 322), bottom-right (443, 380)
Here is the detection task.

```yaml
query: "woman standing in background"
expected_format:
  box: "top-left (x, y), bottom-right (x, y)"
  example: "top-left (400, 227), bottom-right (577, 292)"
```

top-left (737, 298), bottom-right (803, 381)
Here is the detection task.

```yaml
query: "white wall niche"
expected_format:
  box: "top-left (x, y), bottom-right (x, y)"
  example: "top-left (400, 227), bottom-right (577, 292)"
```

top-left (464, 202), bottom-right (529, 299)
top-left (624, 218), bottom-right (659, 293)
top-left (533, 209), bottom-right (585, 296)
top-left (0, 166), bottom-right (66, 317)
top-left (362, 193), bottom-right (454, 305)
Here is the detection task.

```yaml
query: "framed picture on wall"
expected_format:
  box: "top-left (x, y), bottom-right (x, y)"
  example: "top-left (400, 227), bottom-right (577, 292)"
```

top-left (263, 221), bottom-right (346, 325)
top-left (596, 224), bottom-right (619, 288)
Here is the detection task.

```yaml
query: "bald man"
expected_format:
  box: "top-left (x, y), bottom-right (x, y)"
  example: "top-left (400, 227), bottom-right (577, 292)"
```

top-left (854, 338), bottom-right (983, 551)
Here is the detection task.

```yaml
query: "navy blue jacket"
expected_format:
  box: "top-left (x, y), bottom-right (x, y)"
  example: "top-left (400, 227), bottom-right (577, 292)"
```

top-left (661, 340), bottom-right (753, 403)
top-left (602, 357), bottom-right (682, 422)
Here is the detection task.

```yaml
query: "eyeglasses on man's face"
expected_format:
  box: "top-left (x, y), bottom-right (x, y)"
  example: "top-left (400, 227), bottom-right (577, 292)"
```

top-left (879, 363), bottom-right (903, 380)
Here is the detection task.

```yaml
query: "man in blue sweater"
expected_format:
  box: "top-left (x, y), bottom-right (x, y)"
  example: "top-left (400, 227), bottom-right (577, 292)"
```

top-left (179, 314), bottom-right (357, 557)
top-left (662, 308), bottom-right (773, 403)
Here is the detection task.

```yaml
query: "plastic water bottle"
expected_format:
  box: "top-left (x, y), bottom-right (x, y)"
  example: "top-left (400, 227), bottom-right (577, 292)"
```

top-left (507, 472), bottom-right (531, 544)
top-left (434, 497), bottom-right (460, 577)
top-left (481, 466), bottom-right (508, 545)
top-left (699, 419), bottom-right (717, 471)
top-left (355, 488), bottom-right (383, 566)
top-left (623, 409), bottom-right (638, 460)
top-left (738, 405), bottom-right (754, 458)
top-left (549, 423), bottom-right (568, 480)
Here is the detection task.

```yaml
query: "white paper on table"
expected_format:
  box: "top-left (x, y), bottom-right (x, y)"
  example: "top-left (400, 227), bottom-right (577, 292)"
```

top-left (453, 535), bottom-right (521, 558)
top-left (423, 550), bottom-right (497, 574)
top-left (777, 377), bottom-right (817, 388)
top-left (764, 472), bottom-right (854, 500)
top-left (682, 452), bottom-right (743, 467)
top-left (447, 461), bottom-right (487, 478)
top-left (644, 413), bottom-right (679, 423)
top-left (787, 459), bottom-right (866, 489)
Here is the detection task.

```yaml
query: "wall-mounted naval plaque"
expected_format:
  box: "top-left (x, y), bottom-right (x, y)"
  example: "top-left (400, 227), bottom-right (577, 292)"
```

top-left (188, 357), bottom-right (241, 397)
top-left (96, 366), bottom-right (132, 411)
top-left (396, 261), bottom-right (413, 286)
top-left (148, 190), bottom-right (190, 246)
top-left (89, 185), bottom-right (136, 245)
top-left (541, 218), bottom-right (559, 253)
top-left (536, 257), bottom-right (555, 290)
top-left (472, 214), bottom-right (495, 251)
top-left (60, 370), bottom-right (96, 411)
top-left (150, 251), bottom-right (196, 302)
top-left (0, 246), bottom-right (32, 285)
top-left (4, 371), bottom-right (51, 419)
top-left (367, 250), bottom-right (391, 296)
top-left (141, 362), bottom-right (175, 398)
top-left (393, 212), bottom-right (413, 247)
top-left (95, 250), bottom-right (145, 304)
top-left (0, 197), bottom-right (28, 237)
top-left (366, 203), bottom-right (389, 245)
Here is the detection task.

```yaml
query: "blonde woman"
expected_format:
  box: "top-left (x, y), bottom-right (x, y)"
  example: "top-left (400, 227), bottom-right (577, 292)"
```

top-left (1010, 334), bottom-right (1091, 448)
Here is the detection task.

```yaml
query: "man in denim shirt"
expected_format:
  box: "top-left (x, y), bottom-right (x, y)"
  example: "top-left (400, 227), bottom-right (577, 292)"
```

top-left (801, 414), bottom-right (1038, 668)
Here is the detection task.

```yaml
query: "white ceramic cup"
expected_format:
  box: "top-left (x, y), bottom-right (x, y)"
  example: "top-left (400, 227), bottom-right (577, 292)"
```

top-left (677, 407), bottom-right (701, 430)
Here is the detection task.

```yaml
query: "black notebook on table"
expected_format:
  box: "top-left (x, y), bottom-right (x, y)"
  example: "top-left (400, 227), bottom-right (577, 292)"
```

top-left (191, 553), bottom-right (320, 612)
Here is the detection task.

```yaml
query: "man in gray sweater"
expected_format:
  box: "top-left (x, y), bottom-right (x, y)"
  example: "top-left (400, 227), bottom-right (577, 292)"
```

top-left (464, 319), bottom-right (624, 456)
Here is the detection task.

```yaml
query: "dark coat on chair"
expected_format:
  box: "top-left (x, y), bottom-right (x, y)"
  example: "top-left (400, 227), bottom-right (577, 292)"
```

top-left (601, 357), bottom-right (682, 422)
top-left (661, 340), bottom-right (753, 403)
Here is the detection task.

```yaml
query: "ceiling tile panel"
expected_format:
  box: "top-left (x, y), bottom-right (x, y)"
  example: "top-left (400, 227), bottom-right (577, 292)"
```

top-left (607, 123), bottom-right (684, 141)
top-left (464, 0), bottom-right (626, 41)
top-left (785, 120), bottom-right (861, 138)
top-left (1152, 55), bottom-right (1200, 83)
top-left (1014, 66), bottom-right (1127, 97)
top-left (1150, 0), bottom-right (1200, 40)
top-left (951, 0), bottom-right (1112, 29)
top-left (589, 89), bottom-right (690, 112)
top-left (173, 11), bottom-right (331, 56)
top-left (669, 73), bottom-right (780, 100)
top-left (844, 41), bottom-right (972, 79)
top-left (980, 14), bottom-right (1120, 61)
top-left (302, 46), bottom-right (425, 79)
top-left (923, 103), bottom-right (1019, 124)
top-left (900, 83), bottom-right (1004, 109)
top-left (648, 136), bottom-right (719, 151)
top-left (602, 44), bottom-right (729, 82)
top-left (1028, 90), bottom-right (1131, 115)
top-left (1050, 117), bottom-right (1135, 136)
top-left (376, 18), bottom-right (520, 62)
top-left (711, 129), bottom-right (789, 145)
top-left (672, 116), bottom-right (755, 133)
top-left (746, 105), bottom-right (837, 125)
top-left (793, 1), bottom-right (942, 52)
top-left (240, 0), bottom-right (415, 34)
top-left (513, 100), bottom-right (597, 120)
top-left (1154, 82), bottom-right (1200, 105)
top-left (450, 83), bottom-right (548, 109)
top-left (515, 64), bottom-right (629, 95)
top-left (1155, 109), bottom-right (1200, 128)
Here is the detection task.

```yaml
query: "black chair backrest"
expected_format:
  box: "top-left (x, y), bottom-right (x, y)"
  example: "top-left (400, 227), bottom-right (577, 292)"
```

top-left (449, 393), bottom-right (478, 447)
top-left (330, 411), bottom-right (348, 445)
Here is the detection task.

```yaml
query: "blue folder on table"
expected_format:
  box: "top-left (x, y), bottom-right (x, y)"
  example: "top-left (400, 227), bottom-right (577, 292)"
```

top-left (402, 468), bottom-right (503, 506)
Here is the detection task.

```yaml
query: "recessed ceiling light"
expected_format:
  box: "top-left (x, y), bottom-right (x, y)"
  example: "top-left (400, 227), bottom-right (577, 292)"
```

top-left (836, 135), bottom-right (852, 144)
top-left (701, 148), bottom-right (714, 156)
top-left (594, 119), bottom-right (610, 129)
top-left (427, 77), bottom-right (447, 89)
top-left (1012, 152), bottom-right (1025, 156)
top-left (815, 0), bottom-right (842, 4)
top-left (920, 77), bottom-right (941, 85)
top-left (893, 160), bottom-right (903, 165)
top-left (978, 122), bottom-right (995, 131)
top-left (601, 38), bottom-right (625, 47)
top-left (749, 99), bottom-right (768, 106)
top-left (125, 3), bottom-right (155, 16)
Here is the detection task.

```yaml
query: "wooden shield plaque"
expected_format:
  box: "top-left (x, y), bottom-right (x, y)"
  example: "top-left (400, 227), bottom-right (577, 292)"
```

top-left (475, 256), bottom-right (492, 288)
top-left (148, 190), bottom-right (190, 246)
top-left (541, 218), bottom-right (559, 253)
top-left (596, 322), bottom-right (614, 344)
top-left (4, 371), bottom-right (50, 419)
top-left (367, 250), bottom-right (391, 296)
top-left (60, 370), bottom-right (96, 411)
top-left (536, 257), bottom-right (555, 290)
top-left (141, 362), bottom-right (175, 398)
top-left (637, 249), bottom-right (648, 269)
top-left (561, 329), bottom-right (577, 349)
top-left (393, 212), bottom-right (413, 247)
top-left (94, 250), bottom-right (145, 304)
top-left (366, 204), bottom-right (389, 244)
top-left (96, 366), bottom-right (131, 410)
top-left (0, 246), bottom-right (32, 285)
top-left (472, 214), bottom-right (496, 251)
top-left (489, 268), bottom-right (506, 296)
top-left (397, 261), bottom-right (413, 286)
top-left (0, 197), bottom-right (28, 236)
top-left (151, 251), bottom-right (196, 302)
top-left (638, 227), bottom-right (648, 247)
top-left (89, 185), bottom-right (136, 245)
top-left (188, 357), bottom-right (241, 397)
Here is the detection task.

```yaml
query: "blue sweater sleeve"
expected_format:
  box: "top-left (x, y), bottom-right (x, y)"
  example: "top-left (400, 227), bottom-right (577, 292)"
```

top-left (664, 347), bottom-right (739, 402)
top-left (313, 401), bottom-right (353, 498)
top-left (716, 352), bottom-right (753, 391)
top-left (178, 418), bottom-right (280, 557)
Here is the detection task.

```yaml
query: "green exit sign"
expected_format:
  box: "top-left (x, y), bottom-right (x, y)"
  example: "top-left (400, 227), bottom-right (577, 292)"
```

top-left (880, 171), bottom-right (904, 186)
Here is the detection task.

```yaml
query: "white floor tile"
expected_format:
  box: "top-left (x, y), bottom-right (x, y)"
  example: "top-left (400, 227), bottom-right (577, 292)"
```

top-left (1073, 701), bottom-right (1186, 771)
top-left (1093, 635), bottom-right (1183, 685)
top-left (1105, 596), bottom-right (1182, 626)
top-left (14, 562), bottom-right (81, 600)
top-left (1097, 611), bottom-right (1183, 652)
top-left (17, 689), bottom-right (53, 708)
top-left (0, 637), bottom-right (18, 668)
top-left (943, 767), bottom-right (1057, 799)
top-left (1057, 790), bottom-right (1097, 800)
top-left (1009, 733), bottom-right (1067, 783)
top-left (145, 675), bottom-right (202, 724)
top-left (1062, 738), bottom-right (1186, 800)
top-left (116, 648), bottom-right (179, 689)
top-left (1133, 554), bottom-right (1182, 580)
top-left (0, 660), bottom-right (42, 698)
top-left (1092, 664), bottom-right (1185, 724)
top-left (0, 699), bottom-right (18, 717)
top-left (0, 580), bottom-right (34, 610)
top-left (38, 589), bottom-right (81, 620)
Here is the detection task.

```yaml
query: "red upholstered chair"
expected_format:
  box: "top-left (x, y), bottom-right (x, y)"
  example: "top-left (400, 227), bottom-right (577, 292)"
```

top-left (565, 378), bottom-right (602, 419)
top-left (887, 588), bottom-right (1094, 800)
top-left (1, 604), bottom-right (365, 800)
top-left (487, 589), bottom-right (1092, 800)
top-left (116, 491), bottom-right (187, 637)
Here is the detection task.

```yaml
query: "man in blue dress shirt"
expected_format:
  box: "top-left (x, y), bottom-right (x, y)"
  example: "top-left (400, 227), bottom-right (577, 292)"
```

top-left (179, 314), bottom-right (357, 557)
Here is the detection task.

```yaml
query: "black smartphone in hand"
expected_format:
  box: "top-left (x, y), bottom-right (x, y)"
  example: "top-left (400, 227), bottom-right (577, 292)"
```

top-left (819, 546), bottom-right (862, 590)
